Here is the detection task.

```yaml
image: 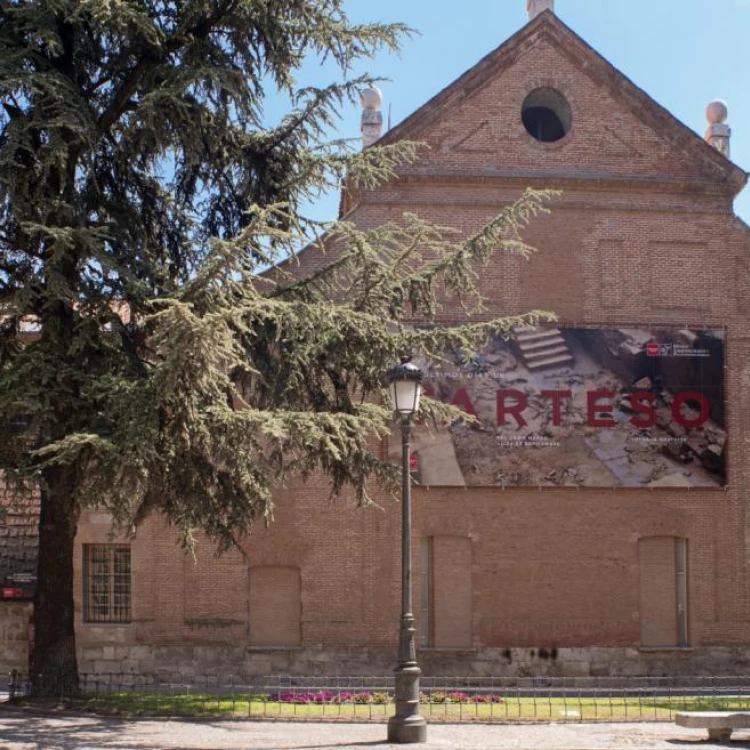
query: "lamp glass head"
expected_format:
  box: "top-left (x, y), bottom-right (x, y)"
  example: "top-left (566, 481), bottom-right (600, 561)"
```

top-left (387, 359), bottom-right (423, 417)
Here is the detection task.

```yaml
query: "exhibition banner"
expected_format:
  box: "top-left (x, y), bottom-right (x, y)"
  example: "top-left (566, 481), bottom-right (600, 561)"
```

top-left (405, 327), bottom-right (726, 488)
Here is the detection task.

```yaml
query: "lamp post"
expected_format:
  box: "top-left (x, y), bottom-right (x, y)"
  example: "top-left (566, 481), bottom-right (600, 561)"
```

top-left (386, 357), bottom-right (427, 744)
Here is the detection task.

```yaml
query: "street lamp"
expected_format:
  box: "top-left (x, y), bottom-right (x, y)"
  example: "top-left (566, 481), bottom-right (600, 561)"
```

top-left (386, 357), bottom-right (427, 744)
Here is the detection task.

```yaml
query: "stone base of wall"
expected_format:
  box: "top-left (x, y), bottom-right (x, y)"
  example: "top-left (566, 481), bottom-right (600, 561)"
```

top-left (0, 602), bottom-right (31, 674)
top-left (77, 644), bottom-right (750, 679)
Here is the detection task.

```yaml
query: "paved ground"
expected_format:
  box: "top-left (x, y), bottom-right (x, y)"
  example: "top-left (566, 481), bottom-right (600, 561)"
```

top-left (1, 711), bottom-right (750, 750)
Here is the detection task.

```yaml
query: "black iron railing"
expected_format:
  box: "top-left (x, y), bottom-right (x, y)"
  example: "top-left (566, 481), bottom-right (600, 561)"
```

top-left (8, 671), bottom-right (750, 723)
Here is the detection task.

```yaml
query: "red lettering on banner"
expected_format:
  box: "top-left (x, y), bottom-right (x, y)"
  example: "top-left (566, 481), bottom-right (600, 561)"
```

top-left (497, 389), bottom-right (528, 427)
top-left (451, 388), bottom-right (478, 419)
top-left (630, 391), bottom-right (657, 428)
top-left (587, 390), bottom-right (616, 427)
top-left (425, 384), bottom-right (713, 430)
top-left (541, 390), bottom-right (572, 426)
top-left (672, 391), bottom-right (710, 429)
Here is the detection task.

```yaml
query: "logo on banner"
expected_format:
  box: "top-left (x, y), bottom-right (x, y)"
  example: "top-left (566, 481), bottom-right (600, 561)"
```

top-left (647, 342), bottom-right (672, 357)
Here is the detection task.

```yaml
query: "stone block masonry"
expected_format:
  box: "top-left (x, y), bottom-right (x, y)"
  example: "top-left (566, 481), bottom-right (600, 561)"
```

top-left (0, 602), bottom-right (31, 674)
top-left (74, 644), bottom-right (750, 680)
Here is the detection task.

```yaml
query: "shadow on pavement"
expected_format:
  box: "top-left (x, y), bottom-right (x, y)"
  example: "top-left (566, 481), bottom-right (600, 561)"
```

top-left (0, 711), bottom-right (392, 750)
top-left (0, 712), bottom-right (139, 749)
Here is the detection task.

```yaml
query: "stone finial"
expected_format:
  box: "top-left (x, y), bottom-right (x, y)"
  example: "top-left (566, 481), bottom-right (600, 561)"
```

top-left (360, 86), bottom-right (383, 149)
top-left (527, 0), bottom-right (554, 20)
top-left (705, 100), bottom-right (731, 158)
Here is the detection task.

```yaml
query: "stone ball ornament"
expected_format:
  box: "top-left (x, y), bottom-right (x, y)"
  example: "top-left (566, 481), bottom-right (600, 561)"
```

top-left (706, 99), bottom-right (728, 125)
top-left (360, 86), bottom-right (383, 111)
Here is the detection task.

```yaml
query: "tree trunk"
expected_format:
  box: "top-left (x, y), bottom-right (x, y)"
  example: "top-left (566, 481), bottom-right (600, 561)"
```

top-left (32, 465), bottom-right (80, 697)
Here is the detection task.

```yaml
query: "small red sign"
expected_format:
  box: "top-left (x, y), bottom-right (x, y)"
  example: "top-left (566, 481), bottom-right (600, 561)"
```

top-left (646, 342), bottom-right (660, 357)
top-left (409, 454), bottom-right (418, 471)
top-left (2, 587), bottom-right (23, 599)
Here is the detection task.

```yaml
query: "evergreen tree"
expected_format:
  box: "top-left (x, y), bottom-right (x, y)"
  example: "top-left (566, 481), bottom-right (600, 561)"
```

top-left (0, 0), bottom-right (554, 693)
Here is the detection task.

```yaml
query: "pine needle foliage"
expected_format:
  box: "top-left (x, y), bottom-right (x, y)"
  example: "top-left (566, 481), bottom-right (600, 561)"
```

top-left (0, 0), bottom-right (556, 691)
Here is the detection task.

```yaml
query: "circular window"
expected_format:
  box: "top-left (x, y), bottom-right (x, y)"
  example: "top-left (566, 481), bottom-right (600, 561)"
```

top-left (522, 88), bottom-right (572, 143)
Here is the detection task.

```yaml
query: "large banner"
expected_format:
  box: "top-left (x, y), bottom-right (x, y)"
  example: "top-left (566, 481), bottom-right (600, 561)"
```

top-left (400, 327), bottom-right (726, 489)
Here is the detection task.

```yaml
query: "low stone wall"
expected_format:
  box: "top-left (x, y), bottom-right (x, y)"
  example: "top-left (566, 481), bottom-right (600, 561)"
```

top-left (76, 644), bottom-right (750, 679)
top-left (0, 602), bottom-right (31, 674)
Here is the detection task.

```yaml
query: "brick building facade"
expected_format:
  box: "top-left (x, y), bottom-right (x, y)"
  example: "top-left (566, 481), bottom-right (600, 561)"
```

top-left (3, 8), bottom-right (750, 678)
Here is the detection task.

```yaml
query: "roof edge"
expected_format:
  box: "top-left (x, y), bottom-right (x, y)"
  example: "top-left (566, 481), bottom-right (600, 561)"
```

top-left (374, 11), bottom-right (747, 193)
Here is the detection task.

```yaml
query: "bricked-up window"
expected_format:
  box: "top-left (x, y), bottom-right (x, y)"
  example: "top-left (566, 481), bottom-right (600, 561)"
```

top-left (83, 545), bottom-right (131, 623)
top-left (249, 566), bottom-right (301, 647)
top-left (419, 536), bottom-right (472, 649)
top-left (638, 537), bottom-right (688, 647)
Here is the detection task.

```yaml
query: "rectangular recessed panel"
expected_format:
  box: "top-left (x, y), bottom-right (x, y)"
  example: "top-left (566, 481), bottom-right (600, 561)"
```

top-left (250, 566), bottom-right (301, 647)
top-left (639, 537), bottom-right (678, 647)
top-left (649, 245), bottom-right (711, 312)
top-left (432, 536), bottom-right (472, 648)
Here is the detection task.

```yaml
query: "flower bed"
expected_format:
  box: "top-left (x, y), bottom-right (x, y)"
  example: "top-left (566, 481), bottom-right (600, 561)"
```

top-left (424, 691), bottom-right (503, 704)
top-left (268, 690), bottom-right (503, 705)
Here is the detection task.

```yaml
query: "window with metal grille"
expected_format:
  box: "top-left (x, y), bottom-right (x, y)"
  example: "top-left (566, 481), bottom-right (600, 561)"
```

top-left (83, 544), bottom-right (131, 623)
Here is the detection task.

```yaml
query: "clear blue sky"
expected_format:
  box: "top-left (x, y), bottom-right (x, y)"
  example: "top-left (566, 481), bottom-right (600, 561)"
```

top-left (278, 0), bottom-right (750, 225)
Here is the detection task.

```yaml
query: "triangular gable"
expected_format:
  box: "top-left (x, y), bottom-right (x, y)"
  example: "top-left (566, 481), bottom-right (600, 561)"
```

top-left (374, 11), bottom-right (747, 194)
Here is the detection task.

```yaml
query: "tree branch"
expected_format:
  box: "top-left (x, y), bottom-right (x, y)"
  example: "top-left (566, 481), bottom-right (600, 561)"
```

top-left (97, 1), bottom-right (239, 134)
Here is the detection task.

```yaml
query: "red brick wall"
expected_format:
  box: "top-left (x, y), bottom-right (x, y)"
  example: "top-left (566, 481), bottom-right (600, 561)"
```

top-left (72, 17), bottom-right (750, 677)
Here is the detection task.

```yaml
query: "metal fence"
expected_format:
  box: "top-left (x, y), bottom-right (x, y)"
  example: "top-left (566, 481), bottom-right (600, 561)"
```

top-left (8, 672), bottom-right (750, 723)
